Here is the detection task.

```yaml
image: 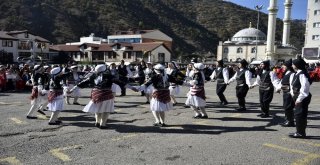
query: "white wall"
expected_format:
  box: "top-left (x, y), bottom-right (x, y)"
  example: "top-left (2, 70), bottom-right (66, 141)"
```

top-left (150, 45), bottom-right (171, 63)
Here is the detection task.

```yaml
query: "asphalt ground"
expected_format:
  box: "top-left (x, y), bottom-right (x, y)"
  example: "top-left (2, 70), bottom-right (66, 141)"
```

top-left (0, 81), bottom-right (319, 165)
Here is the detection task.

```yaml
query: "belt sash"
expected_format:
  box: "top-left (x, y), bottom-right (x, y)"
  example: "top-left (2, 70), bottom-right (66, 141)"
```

top-left (48, 90), bottom-right (63, 103)
top-left (29, 87), bottom-right (38, 100)
top-left (190, 86), bottom-right (206, 100)
top-left (152, 89), bottom-right (171, 104)
top-left (91, 88), bottom-right (114, 103)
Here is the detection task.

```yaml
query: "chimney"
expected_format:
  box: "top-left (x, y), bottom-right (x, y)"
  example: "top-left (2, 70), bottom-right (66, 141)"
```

top-left (282, 0), bottom-right (293, 46)
top-left (266, 0), bottom-right (278, 60)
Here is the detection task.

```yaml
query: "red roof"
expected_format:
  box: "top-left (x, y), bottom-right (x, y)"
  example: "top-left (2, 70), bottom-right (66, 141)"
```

top-left (49, 44), bottom-right (81, 51)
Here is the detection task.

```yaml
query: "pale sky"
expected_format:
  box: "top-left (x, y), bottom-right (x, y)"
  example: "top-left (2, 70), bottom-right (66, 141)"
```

top-left (225, 0), bottom-right (307, 20)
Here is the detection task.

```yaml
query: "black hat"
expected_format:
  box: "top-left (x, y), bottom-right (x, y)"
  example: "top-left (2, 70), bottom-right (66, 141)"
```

top-left (239, 59), bottom-right (248, 67)
top-left (217, 60), bottom-right (224, 66)
top-left (261, 60), bottom-right (270, 68)
top-left (292, 56), bottom-right (306, 70)
top-left (283, 59), bottom-right (292, 68)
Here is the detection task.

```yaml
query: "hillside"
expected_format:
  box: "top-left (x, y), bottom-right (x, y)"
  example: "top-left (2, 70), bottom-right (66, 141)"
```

top-left (0, 0), bottom-right (305, 58)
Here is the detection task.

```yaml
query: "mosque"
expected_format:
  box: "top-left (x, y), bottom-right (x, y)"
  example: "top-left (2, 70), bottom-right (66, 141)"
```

top-left (217, 0), bottom-right (318, 64)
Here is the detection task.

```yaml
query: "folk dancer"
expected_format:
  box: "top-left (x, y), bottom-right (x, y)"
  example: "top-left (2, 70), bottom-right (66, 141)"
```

top-left (26, 65), bottom-right (47, 119)
top-left (289, 57), bottom-right (312, 138)
top-left (47, 67), bottom-right (69, 125)
top-left (210, 60), bottom-right (229, 105)
top-left (166, 61), bottom-right (186, 105)
top-left (143, 62), bottom-right (154, 104)
top-left (143, 64), bottom-right (184, 126)
top-left (227, 59), bottom-right (253, 111)
top-left (64, 65), bottom-right (82, 105)
top-left (251, 60), bottom-right (279, 118)
top-left (71, 64), bottom-right (138, 129)
top-left (185, 63), bottom-right (208, 119)
top-left (275, 59), bottom-right (295, 127)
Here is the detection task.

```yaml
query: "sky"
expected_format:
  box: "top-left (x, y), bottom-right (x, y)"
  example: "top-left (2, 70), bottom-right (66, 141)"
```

top-left (225, 0), bottom-right (307, 20)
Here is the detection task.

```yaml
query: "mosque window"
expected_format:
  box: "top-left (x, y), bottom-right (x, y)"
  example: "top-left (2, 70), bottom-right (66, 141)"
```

top-left (237, 47), bottom-right (243, 53)
top-left (251, 47), bottom-right (257, 53)
top-left (223, 48), bottom-right (229, 53)
top-left (313, 22), bottom-right (320, 28)
top-left (312, 35), bottom-right (320, 40)
top-left (314, 10), bottom-right (320, 15)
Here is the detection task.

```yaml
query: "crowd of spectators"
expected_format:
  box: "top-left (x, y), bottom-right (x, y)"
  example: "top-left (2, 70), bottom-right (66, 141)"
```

top-left (1, 61), bottom-right (319, 93)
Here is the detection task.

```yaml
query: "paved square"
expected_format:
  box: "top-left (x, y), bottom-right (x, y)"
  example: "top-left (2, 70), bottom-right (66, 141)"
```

top-left (0, 82), bottom-right (319, 165)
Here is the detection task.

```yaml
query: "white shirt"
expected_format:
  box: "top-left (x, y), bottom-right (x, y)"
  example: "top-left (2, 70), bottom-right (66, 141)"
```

top-left (228, 68), bottom-right (252, 86)
top-left (253, 70), bottom-right (279, 88)
top-left (289, 70), bottom-right (310, 103)
top-left (210, 67), bottom-right (229, 84)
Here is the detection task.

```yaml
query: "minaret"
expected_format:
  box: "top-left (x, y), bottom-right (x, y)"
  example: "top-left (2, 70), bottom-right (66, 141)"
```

top-left (282, 0), bottom-right (293, 46)
top-left (266, 0), bottom-right (278, 60)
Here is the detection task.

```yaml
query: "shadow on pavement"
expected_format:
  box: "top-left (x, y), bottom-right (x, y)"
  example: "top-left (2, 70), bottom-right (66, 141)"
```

top-left (109, 123), bottom-right (277, 135)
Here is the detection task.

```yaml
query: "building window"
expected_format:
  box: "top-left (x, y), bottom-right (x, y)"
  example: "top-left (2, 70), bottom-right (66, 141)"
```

top-left (251, 47), bottom-right (257, 53)
top-left (107, 52), bottom-right (112, 59)
top-left (158, 53), bottom-right (165, 62)
top-left (223, 48), bottom-right (228, 53)
top-left (314, 10), bottom-right (320, 15)
top-left (2, 40), bottom-right (13, 47)
top-left (316, 0), bottom-right (319, 3)
top-left (112, 52), bottom-right (117, 59)
top-left (237, 47), bottom-right (243, 53)
top-left (127, 52), bottom-right (132, 59)
top-left (312, 35), bottom-right (320, 40)
top-left (123, 53), bottom-right (127, 59)
top-left (313, 22), bottom-right (320, 28)
top-left (18, 41), bottom-right (32, 50)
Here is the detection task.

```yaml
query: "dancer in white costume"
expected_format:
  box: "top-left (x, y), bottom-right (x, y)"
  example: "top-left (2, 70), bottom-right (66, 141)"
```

top-left (71, 64), bottom-right (138, 129)
top-left (185, 63), bottom-right (208, 119)
top-left (47, 67), bottom-right (69, 125)
top-left (166, 61), bottom-right (186, 105)
top-left (26, 65), bottom-right (47, 119)
top-left (64, 65), bottom-right (82, 105)
top-left (143, 64), bottom-right (184, 126)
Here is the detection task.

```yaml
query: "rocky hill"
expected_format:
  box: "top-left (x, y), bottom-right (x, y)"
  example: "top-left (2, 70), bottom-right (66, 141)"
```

top-left (0, 0), bottom-right (305, 58)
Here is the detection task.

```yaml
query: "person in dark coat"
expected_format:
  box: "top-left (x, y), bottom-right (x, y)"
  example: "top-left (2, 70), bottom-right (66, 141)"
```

top-left (288, 57), bottom-right (312, 138)
top-left (117, 60), bottom-right (132, 96)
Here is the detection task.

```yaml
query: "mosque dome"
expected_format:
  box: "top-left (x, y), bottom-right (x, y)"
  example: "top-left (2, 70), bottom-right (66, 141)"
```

top-left (232, 27), bottom-right (266, 43)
